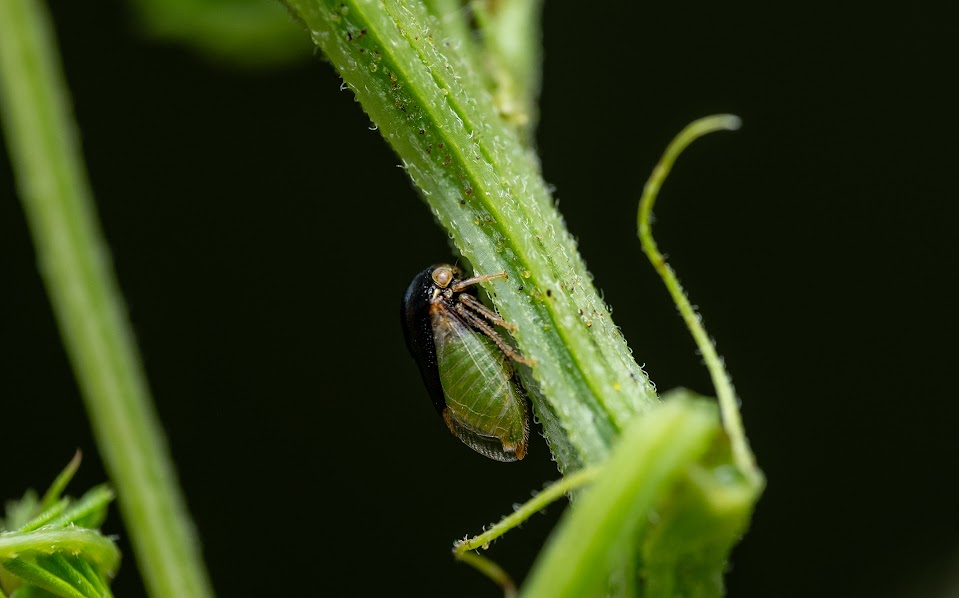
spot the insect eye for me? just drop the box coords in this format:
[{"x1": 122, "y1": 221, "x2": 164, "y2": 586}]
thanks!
[{"x1": 431, "y1": 265, "x2": 454, "y2": 288}]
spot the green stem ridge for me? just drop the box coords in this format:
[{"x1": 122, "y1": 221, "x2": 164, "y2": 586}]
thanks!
[
  {"x1": 284, "y1": 0, "x2": 657, "y2": 471},
  {"x1": 0, "y1": 1, "x2": 214, "y2": 597}
]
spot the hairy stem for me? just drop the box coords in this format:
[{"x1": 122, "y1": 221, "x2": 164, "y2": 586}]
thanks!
[
  {"x1": 283, "y1": 0, "x2": 657, "y2": 472},
  {"x1": 454, "y1": 465, "x2": 601, "y2": 554}
]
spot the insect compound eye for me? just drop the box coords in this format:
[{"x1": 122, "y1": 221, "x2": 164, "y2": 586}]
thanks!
[{"x1": 431, "y1": 265, "x2": 455, "y2": 288}]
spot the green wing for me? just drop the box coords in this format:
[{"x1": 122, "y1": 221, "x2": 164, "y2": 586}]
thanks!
[{"x1": 432, "y1": 310, "x2": 529, "y2": 461}]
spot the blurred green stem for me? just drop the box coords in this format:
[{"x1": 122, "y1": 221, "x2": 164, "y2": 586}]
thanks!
[{"x1": 0, "y1": 1, "x2": 214, "y2": 596}]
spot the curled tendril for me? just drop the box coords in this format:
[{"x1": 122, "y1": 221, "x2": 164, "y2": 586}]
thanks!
[{"x1": 636, "y1": 113, "x2": 760, "y2": 479}]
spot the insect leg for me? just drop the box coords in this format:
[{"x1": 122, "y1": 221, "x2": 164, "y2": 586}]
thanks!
[
  {"x1": 454, "y1": 302, "x2": 536, "y2": 366},
  {"x1": 458, "y1": 293, "x2": 518, "y2": 332}
]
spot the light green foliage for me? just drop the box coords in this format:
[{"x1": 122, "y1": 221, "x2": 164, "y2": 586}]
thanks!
[{"x1": 0, "y1": 457, "x2": 119, "y2": 598}]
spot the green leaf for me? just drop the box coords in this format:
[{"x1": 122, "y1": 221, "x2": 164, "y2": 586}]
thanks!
[
  {"x1": 39, "y1": 452, "x2": 81, "y2": 511},
  {"x1": 65, "y1": 557, "x2": 111, "y2": 598},
  {"x1": 638, "y1": 391, "x2": 762, "y2": 598},
  {"x1": 2, "y1": 559, "x2": 85, "y2": 598},
  {"x1": 0, "y1": 529, "x2": 120, "y2": 577},
  {"x1": 35, "y1": 555, "x2": 101, "y2": 598},
  {"x1": 9, "y1": 585, "x2": 56, "y2": 598},
  {"x1": 43, "y1": 485, "x2": 114, "y2": 531},
  {"x1": 16, "y1": 500, "x2": 69, "y2": 534}
]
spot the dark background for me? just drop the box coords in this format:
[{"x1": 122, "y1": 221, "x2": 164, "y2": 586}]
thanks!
[{"x1": 2, "y1": 1, "x2": 957, "y2": 597}]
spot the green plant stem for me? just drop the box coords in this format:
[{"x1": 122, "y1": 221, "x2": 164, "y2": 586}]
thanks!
[
  {"x1": 283, "y1": 0, "x2": 657, "y2": 472},
  {"x1": 456, "y1": 551, "x2": 517, "y2": 598},
  {"x1": 0, "y1": 1, "x2": 214, "y2": 597}
]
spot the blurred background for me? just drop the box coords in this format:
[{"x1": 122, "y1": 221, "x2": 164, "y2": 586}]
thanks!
[{"x1": 2, "y1": 1, "x2": 957, "y2": 596}]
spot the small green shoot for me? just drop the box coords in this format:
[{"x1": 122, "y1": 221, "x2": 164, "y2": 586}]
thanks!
[
  {"x1": 0, "y1": 455, "x2": 119, "y2": 598},
  {"x1": 39, "y1": 451, "x2": 83, "y2": 511}
]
